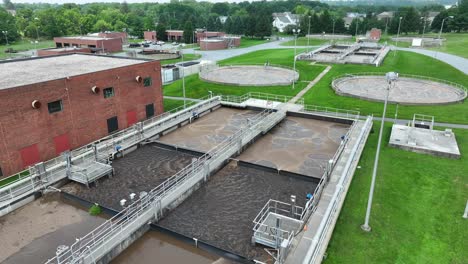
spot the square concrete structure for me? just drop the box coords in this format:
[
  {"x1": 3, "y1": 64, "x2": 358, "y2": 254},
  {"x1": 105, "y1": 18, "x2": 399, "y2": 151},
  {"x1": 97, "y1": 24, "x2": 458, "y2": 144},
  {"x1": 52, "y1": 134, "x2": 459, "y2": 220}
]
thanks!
[
  {"x1": 0, "y1": 54, "x2": 163, "y2": 177},
  {"x1": 389, "y1": 124, "x2": 461, "y2": 158}
]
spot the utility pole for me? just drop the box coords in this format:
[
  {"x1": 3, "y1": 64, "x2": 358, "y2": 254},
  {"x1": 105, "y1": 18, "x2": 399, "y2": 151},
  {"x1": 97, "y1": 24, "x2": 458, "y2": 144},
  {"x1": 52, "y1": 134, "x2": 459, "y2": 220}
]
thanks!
[
  {"x1": 307, "y1": 15, "x2": 311, "y2": 53},
  {"x1": 292, "y1": 28, "x2": 300, "y2": 90},
  {"x1": 394, "y1": 17, "x2": 403, "y2": 58}
]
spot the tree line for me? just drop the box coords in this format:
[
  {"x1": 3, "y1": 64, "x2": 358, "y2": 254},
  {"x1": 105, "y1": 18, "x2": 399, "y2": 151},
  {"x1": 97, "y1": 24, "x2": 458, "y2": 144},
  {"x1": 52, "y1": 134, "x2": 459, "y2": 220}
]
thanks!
[{"x1": 0, "y1": 0, "x2": 466, "y2": 46}]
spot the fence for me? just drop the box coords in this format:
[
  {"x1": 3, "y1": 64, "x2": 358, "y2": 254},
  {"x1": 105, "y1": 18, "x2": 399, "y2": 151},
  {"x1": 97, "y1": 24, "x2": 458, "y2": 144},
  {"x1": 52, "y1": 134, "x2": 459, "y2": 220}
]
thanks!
[
  {"x1": 298, "y1": 115, "x2": 360, "y2": 227},
  {"x1": 221, "y1": 92, "x2": 304, "y2": 106},
  {"x1": 45, "y1": 105, "x2": 285, "y2": 264},
  {"x1": 302, "y1": 104, "x2": 360, "y2": 120},
  {"x1": 302, "y1": 116, "x2": 373, "y2": 264}
]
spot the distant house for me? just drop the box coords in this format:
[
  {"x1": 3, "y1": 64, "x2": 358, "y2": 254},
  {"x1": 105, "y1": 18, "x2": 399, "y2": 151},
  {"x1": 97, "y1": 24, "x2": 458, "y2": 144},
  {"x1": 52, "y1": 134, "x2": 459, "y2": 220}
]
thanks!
[
  {"x1": 377, "y1": 12, "x2": 394, "y2": 21},
  {"x1": 344, "y1": 16, "x2": 364, "y2": 29},
  {"x1": 346, "y1": 12, "x2": 366, "y2": 19},
  {"x1": 272, "y1": 12, "x2": 300, "y2": 33},
  {"x1": 6, "y1": 9, "x2": 16, "y2": 16},
  {"x1": 426, "y1": 12, "x2": 440, "y2": 25},
  {"x1": 219, "y1": 16, "x2": 228, "y2": 24}
]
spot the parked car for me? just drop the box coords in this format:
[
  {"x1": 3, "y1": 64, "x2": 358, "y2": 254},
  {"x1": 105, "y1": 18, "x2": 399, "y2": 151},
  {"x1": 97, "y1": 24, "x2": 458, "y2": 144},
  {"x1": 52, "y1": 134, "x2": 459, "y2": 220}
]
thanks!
[
  {"x1": 156, "y1": 41, "x2": 165, "y2": 45},
  {"x1": 128, "y1": 43, "x2": 141, "y2": 48}
]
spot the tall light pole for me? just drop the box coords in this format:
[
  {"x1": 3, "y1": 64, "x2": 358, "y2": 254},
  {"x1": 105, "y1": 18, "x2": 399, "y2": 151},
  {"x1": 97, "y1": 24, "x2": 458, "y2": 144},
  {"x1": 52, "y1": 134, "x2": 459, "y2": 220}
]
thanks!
[
  {"x1": 355, "y1": 19, "x2": 359, "y2": 39},
  {"x1": 394, "y1": 17, "x2": 403, "y2": 58},
  {"x1": 292, "y1": 28, "x2": 300, "y2": 90},
  {"x1": 307, "y1": 15, "x2": 311, "y2": 53},
  {"x1": 332, "y1": 19, "x2": 336, "y2": 37},
  {"x1": 438, "y1": 16, "x2": 454, "y2": 46},
  {"x1": 180, "y1": 44, "x2": 186, "y2": 108},
  {"x1": 361, "y1": 72, "x2": 399, "y2": 232},
  {"x1": 421, "y1": 17, "x2": 426, "y2": 47}
]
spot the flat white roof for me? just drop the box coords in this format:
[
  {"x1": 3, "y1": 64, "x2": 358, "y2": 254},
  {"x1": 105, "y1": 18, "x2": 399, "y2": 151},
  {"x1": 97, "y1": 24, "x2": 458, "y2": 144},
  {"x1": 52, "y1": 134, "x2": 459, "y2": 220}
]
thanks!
[
  {"x1": 57, "y1": 36, "x2": 114, "y2": 41},
  {"x1": 0, "y1": 54, "x2": 148, "y2": 90}
]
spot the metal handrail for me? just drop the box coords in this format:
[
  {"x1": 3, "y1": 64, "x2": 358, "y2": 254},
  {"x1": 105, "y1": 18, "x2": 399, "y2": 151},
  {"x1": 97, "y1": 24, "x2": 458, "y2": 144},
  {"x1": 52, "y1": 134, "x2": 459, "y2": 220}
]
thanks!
[
  {"x1": 46, "y1": 107, "x2": 279, "y2": 264},
  {"x1": 0, "y1": 96, "x2": 221, "y2": 209},
  {"x1": 303, "y1": 116, "x2": 373, "y2": 264},
  {"x1": 302, "y1": 104, "x2": 360, "y2": 120}
]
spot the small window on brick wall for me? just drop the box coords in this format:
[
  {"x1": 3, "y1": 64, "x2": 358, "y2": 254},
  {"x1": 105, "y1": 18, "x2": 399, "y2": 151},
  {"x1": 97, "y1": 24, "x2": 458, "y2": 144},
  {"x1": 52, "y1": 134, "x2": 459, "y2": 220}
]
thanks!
[
  {"x1": 103, "y1": 87, "x2": 114, "y2": 98},
  {"x1": 144, "y1": 77, "x2": 152, "y2": 87},
  {"x1": 48, "y1": 100, "x2": 63, "y2": 114},
  {"x1": 0, "y1": 166, "x2": 3, "y2": 177}
]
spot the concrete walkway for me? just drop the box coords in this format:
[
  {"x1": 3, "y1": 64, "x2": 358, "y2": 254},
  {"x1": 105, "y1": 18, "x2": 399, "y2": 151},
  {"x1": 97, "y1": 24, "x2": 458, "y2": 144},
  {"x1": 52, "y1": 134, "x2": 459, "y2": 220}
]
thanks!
[
  {"x1": 396, "y1": 47, "x2": 468, "y2": 75},
  {"x1": 289, "y1": 66, "x2": 332, "y2": 104}
]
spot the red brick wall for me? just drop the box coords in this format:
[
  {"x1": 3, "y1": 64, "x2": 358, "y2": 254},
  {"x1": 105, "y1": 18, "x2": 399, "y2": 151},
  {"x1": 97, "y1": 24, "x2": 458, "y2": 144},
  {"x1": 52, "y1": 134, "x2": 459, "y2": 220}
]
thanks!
[
  {"x1": 53, "y1": 37, "x2": 123, "y2": 52},
  {"x1": 0, "y1": 59, "x2": 163, "y2": 177},
  {"x1": 37, "y1": 48, "x2": 91, "y2": 57},
  {"x1": 200, "y1": 40, "x2": 227, "y2": 50},
  {"x1": 144, "y1": 31, "x2": 157, "y2": 42}
]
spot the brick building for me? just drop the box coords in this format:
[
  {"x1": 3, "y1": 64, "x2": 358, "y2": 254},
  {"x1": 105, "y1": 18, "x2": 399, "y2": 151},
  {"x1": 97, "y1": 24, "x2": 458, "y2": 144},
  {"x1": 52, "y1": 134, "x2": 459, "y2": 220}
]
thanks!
[
  {"x1": 195, "y1": 30, "x2": 225, "y2": 44},
  {"x1": 37, "y1": 47, "x2": 91, "y2": 57},
  {"x1": 53, "y1": 36, "x2": 123, "y2": 53},
  {"x1": 199, "y1": 37, "x2": 241, "y2": 50},
  {"x1": 144, "y1": 31, "x2": 157, "y2": 42},
  {"x1": 0, "y1": 54, "x2": 163, "y2": 177},
  {"x1": 166, "y1": 30, "x2": 184, "y2": 42}
]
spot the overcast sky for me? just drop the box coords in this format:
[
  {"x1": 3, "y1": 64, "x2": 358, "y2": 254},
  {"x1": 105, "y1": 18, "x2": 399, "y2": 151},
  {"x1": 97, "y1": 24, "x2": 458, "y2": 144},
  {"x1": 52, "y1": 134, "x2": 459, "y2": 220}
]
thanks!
[{"x1": 10, "y1": 0, "x2": 254, "y2": 3}]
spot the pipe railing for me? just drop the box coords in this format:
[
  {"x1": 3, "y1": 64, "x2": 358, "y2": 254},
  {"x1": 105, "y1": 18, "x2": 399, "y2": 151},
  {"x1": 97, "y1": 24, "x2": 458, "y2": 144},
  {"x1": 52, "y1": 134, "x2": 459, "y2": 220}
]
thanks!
[
  {"x1": 0, "y1": 96, "x2": 221, "y2": 209},
  {"x1": 302, "y1": 116, "x2": 373, "y2": 264},
  {"x1": 46, "y1": 107, "x2": 277, "y2": 264},
  {"x1": 302, "y1": 104, "x2": 360, "y2": 120}
]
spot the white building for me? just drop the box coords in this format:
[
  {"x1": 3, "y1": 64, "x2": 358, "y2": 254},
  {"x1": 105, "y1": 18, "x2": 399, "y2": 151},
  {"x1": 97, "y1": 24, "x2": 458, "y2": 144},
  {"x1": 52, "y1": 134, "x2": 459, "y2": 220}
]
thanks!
[{"x1": 272, "y1": 12, "x2": 300, "y2": 33}]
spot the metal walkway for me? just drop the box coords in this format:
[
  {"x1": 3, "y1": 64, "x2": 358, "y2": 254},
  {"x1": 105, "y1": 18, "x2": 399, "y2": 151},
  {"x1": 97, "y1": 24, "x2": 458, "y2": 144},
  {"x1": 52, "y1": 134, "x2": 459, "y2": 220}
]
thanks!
[
  {"x1": 0, "y1": 96, "x2": 222, "y2": 217},
  {"x1": 45, "y1": 104, "x2": 288, "y2": 264}
]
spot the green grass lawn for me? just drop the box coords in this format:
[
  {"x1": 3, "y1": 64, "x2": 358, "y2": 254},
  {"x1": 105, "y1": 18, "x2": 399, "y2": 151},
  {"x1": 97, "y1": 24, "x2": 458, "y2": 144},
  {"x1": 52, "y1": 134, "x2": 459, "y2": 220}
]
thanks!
[
  {"x1": 325, "y1": 122, "x2": 468, "y2": 263},
  {"x1": 0, "y1": 170, "x2": 30, "y2": 187},
  {"x1": 280, "y1": 37, "x2": 329, "y2": 46},
  {"x1": 0, "y1": 39, "x2": 55, "y2": 59},
  {"x1": 379, "y1": 33, "x2": 468, "y2": 58},
  {"x1": 427, "y1": 33, "x2": 468, "y2": 59},
  {"x1": 302, "y1": 50, "x2": 468, "y2": 124},
  {"x1": 163, "y1": 48, "x2": 325, "y2": 98},
  {"x1": 238, "y1": 37, "x2": 269, "y2": 48},
  {"x1": 163, "y1": 98, "x2": 186, "y2": 112},
  {"x1": 161, "y1": 53, "x2": 201, "y2": 65}
]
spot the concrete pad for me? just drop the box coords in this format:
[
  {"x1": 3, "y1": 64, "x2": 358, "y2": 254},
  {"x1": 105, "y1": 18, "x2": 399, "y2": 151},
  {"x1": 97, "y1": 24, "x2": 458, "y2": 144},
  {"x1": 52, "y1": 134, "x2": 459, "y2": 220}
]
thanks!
[{"x1": 389, "y1": 124, "x2": 461, "y2": 158}]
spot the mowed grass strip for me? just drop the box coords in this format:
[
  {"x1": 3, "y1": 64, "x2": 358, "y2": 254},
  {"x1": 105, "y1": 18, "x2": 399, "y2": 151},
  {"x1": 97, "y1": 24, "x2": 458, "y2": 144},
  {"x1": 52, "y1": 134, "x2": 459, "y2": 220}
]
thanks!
[{"x1": 324, "y1": 122, "x2": 468, "y2": 264}]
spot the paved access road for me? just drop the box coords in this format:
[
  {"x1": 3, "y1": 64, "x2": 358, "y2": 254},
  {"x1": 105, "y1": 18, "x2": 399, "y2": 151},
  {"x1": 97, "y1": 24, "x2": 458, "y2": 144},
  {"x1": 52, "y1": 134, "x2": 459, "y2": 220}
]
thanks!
[{"x1": 397, "y1": 47, "x2": 468, "y2": 75}]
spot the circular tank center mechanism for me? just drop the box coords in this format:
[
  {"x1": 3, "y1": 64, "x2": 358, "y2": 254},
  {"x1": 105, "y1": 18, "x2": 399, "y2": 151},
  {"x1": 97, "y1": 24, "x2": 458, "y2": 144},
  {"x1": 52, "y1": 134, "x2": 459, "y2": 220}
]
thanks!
[
  {"x1": 200, "y1": 65, "x2": 299, "y2": 86},
  {"x1": 332, "y1": 75, "x2": 467, "y2": 105}
]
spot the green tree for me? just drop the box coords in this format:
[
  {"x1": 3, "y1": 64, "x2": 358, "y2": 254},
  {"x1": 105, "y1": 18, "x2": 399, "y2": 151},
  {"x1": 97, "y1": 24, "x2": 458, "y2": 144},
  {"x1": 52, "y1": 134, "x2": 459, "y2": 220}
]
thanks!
[
  {"x1": 211, "y1": 2, "x2": 229, "y2": 16},
  {"x1": 0, "y1": 8, "x2": 19, "y2": 44},
  {"x1": 3, "y1": 0, "x2": 14, "y2": 10},
  {"x1": 156, "y1": 23, "x2": 167, "y2": 41},
  {"x1": 245, "y1": 15, "x2": 256, "y2": 37},
  {"x1": 120, "y1": 1, "x2": 130, "y2": 14},
  {"x1": 255, "y1": 15, "x2": 271, "y2": 39},
  {"x1": 183, "y1": 20, "x2": 194, "y2": 43},
  {"x1": 94, "y1": 19, "x2": 112, "y2": 32}
]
